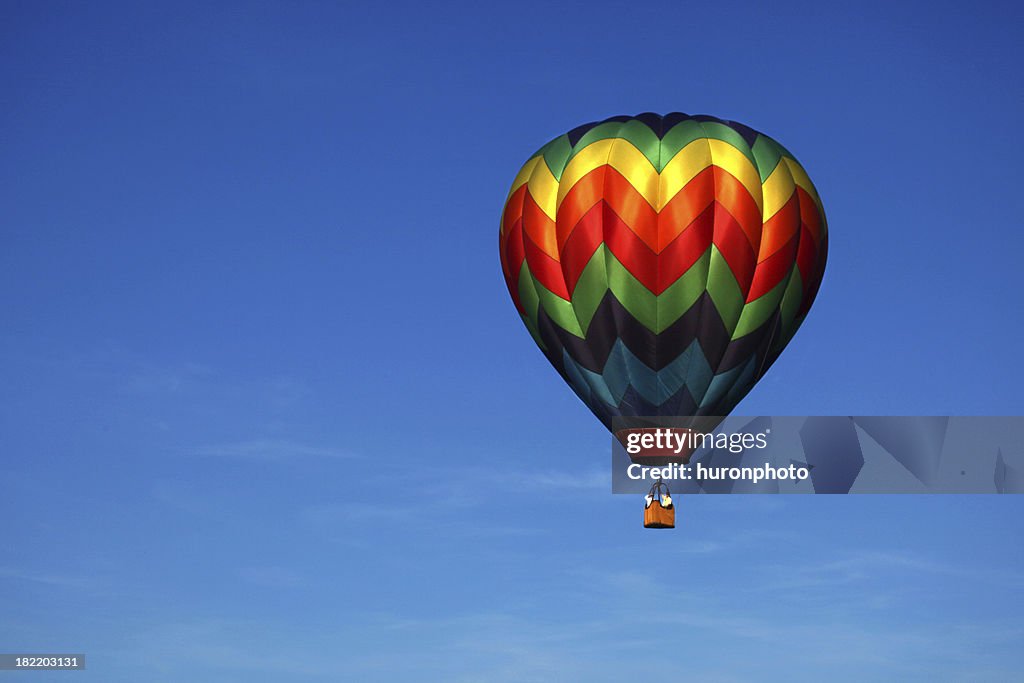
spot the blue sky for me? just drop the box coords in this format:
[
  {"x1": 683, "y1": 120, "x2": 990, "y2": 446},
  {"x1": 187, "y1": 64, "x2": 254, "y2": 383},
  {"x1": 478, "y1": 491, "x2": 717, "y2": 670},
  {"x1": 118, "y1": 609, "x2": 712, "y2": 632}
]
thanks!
[{"x1": 2, "y1": 1, "x2": 1023, "y2": 681}]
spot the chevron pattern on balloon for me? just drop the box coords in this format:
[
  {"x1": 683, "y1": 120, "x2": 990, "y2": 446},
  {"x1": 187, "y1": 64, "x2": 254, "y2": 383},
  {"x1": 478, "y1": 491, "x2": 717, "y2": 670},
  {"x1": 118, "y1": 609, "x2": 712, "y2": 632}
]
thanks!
[{"x1": 499, "y1": 113, "x2": 828, "y2": 427}]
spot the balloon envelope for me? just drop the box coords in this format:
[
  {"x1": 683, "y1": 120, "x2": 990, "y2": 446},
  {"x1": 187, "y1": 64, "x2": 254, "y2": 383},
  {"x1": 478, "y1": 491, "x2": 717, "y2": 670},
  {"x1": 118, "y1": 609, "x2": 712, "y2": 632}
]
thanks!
[{"x1": 499, "y1": 113, "x2": 828, "y2": 428}]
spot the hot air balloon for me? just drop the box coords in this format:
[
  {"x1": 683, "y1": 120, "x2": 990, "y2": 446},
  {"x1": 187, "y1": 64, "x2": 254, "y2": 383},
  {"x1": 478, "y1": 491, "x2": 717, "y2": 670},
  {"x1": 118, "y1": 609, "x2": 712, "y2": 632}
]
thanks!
[{"x1": 498, "y1": 113, "x2": 828, "y2": 485}]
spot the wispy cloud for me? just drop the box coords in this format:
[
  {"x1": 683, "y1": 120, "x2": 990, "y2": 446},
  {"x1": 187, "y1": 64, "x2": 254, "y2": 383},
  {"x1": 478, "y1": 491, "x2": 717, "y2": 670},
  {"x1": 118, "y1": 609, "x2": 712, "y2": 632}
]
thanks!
[
  {"x1": 297, "y1": 496, "x2": 544, "y2": 542},
  {"x1": 0, "y1": 566, "x2": 95, "y2": 590},
  {"x1": 78, "y1": 557, "x2": 1024, "y2": 683},
  {"x1": 498, "y1": 467, "x2": 608, "y2": 492},
  {"x1": 117, "y1": 360, "x2": 214, "y2": 394},
  {"x1": 762, "y1": 549, "x2": 1024, "y2": 593},
  {"x1": 405, "y1": 464, "x2": 609, "y2": 500},
  {"x1": 237, "y1": 566, "x2": 306, "y2": 588},
  {"x1": 193, "y1": 439, "x2": 356, "y2": 461}
]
